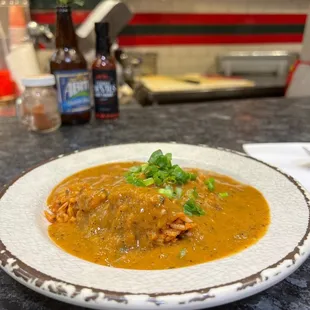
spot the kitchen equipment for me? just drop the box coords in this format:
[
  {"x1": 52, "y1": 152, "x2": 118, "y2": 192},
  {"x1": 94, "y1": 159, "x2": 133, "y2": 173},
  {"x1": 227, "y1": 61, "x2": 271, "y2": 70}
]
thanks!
[
  {"x1": 76, "y1": 0, "x2": 132, "y2": 63},
  {"x1": 116, "y1": 51, "x2": 157, "y2": 88},
  {"x1": 126, "y1": 52, "x2": 158, "y2": 77},
  {"x1": 5, "y1": 42, "x2": 41, "y2": 91},
  {"x1": 0, "y1": 22, "x2": 8, "y2": 69},
  {"x1": 139, "y1": 75, "x2": 254, "y2": 93},
  {"x1": 134, "y1": 74, "x2": 284, "y2": 106},
  {"x1": 0, "y1": 71, "x2": 16, "y2": 117},
  {"x1": 27, "y1": 21, "x2": 54, "y2": 48},
  {"x1": 0, "y1": 4, "x2": 9, "y2": 69},
  {"x1": 286, "y1": 7, "x2": 310, "y2": 98},
  {"x1": 218, "y1": 51, "x2": 298, "y2": 77},
  {"x1": 0, "y1": 70, "x2": 16, "y2": 105},
  {"x1": 8, "y1": 3, "x2": 30, "y2": 48}
]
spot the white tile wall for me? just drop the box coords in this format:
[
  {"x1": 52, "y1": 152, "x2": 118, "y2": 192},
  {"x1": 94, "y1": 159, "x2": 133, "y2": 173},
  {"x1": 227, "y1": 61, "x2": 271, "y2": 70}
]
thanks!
[
  {"x1": 125, "y1": 44, "x2": 302, "y2": 75},
  {"x1": 122, "y1": 0, "x2": 307, "y2": 75}
]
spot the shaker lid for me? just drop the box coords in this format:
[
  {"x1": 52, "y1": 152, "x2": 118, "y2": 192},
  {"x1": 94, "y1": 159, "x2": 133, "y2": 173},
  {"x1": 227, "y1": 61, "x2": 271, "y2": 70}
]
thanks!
[{"x1": 21, "y1": 74, "x2": 56, "y2": 87}]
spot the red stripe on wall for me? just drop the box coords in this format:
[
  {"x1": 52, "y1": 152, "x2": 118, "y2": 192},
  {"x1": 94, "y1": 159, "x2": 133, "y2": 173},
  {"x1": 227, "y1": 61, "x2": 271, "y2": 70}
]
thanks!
[
  {"x1": 118, "y1": 34, "x2": 303, "y2": 46},
  {"x1": 31, "y1": 11, "x2": 307, "y2": 26},
  {"x1": 31, "y1": 11, "x2": 305, "y2": 46},
  {"x1": 130, "y1": 13, "x2": 307, "y2": 25},
  {"x1": 31, "y1": 11, "x2": 90, "y2": 24}
]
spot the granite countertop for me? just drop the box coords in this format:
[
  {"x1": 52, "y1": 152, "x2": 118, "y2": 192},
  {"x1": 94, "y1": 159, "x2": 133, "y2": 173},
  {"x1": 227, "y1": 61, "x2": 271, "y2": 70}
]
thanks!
[{"x1": 1, "y1": 97, "x2": 310, "y2": 310}]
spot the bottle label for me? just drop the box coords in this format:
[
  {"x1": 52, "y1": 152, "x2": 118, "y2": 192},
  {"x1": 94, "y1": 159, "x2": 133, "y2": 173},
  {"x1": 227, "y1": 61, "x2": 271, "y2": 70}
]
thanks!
[
  {"x1": 54, "y1": 70, "x2": 91, "y2": 114},
  {"x1": 93, "y1": 69, "x2": 119, "y2": 118}
]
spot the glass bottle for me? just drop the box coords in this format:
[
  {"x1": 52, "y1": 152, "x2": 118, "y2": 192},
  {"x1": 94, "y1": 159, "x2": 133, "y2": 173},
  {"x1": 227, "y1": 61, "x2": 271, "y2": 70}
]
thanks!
[
  {"x1": 50, "y1": 5, "x2": 91, "y2": 125},
  {"x1": 17, "y1": 74, "x2": 61, "y2": 133},
  {"x1": 92, "y1": 22, "x2": 119, "y2": 119}
]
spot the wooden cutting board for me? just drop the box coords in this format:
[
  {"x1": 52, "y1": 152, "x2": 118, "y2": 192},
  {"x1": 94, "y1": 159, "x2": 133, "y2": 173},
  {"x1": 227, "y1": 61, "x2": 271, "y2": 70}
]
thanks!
[{"x1": 140, "y1": 74, "x2": 255, "y2": 92}]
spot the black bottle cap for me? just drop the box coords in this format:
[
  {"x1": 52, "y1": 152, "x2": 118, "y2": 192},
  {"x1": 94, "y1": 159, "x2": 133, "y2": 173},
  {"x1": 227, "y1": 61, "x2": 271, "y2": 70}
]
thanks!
[{"x1": 95, "y1": 22, "x2": 109, "y2": 37}]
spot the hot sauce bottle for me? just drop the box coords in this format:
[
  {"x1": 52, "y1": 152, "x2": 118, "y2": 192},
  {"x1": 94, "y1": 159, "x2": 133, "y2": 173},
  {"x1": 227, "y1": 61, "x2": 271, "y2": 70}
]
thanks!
[{"x1": 92, "y1": 23, "x2": 119, "y2": 119}]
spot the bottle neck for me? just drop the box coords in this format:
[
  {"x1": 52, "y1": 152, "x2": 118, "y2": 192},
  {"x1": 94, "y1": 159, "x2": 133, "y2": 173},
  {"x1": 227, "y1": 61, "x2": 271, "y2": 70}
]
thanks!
[
  {"x1": 55, "y1": 6, "x2": 78, "y2": 49},
  {"x1": 96, "y1": 38, "x2": 111, "y2": 57}
]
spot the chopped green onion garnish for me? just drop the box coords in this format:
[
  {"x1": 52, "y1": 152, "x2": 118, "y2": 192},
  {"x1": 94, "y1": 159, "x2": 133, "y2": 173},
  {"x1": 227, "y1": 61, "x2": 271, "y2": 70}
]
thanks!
[
  {"x1": 219, "y1": 192, "x2": 229, "y2": 198},
  {"x1": 205, "y1": 177, "x2": 215, "y2": 192},
  {"x1": 125, "y1": 174, "x2": 146, "y2": 187},
  {"x1": 143, "y1": 178, "x2": 155, "y2": 186},
  {"x1": 148, "y1": 150, "x2": 164, "y2": 165},
  {"x1": 148, "y1": 150, "x2": 172, "y2": 169},
  {"x1": 125, "y1": 150, "x2": 197, "y2": 187},
  {"x1": 192, "y1": 187, "x2": 198, "y2": 199},
  {"x1": 141, "y1": 163, "x2": 149, "y2": 172},
  {"x1": 175, "y1": 187, "x2": 183, "y2": 199},
  {"x1": 187, "y1": 187, "x2": 198, "y2": 199},
  {"x1": 183, "y1": 199, "x2": 205, "y2": 216},
  {"x1": 189, "y1": 173, "x2": 197, "y2": 181},
  {"x1": 129, "y1": 166, "x2": 142, "y2": 173},
  {"x1": 166, "y1": 153, "x2": 172, "y2": 162},
  {"x1": 170, "y1": 165, "x2": 191, "y2": 185},
  {"x1": 179, "y1": 248, "x2": 187, "y2": 258},
  {"x1": 159, "y1": 187, "x2": 174, "y2": 199}
]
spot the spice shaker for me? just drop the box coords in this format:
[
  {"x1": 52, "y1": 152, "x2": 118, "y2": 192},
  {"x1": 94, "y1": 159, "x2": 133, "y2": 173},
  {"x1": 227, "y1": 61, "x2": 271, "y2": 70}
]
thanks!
[{"x1": 17, "y1": 75, "x2": 61, "y2": 132}]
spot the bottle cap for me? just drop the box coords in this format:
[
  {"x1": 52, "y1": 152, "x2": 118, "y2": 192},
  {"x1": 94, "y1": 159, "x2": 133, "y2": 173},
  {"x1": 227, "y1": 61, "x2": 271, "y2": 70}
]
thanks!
[
  {"x1": 95, "y1": 22, "x2": 109, "y2": 37},
  {"x1": 21, "y1": 74, "x2": 56, "y2": 87}
]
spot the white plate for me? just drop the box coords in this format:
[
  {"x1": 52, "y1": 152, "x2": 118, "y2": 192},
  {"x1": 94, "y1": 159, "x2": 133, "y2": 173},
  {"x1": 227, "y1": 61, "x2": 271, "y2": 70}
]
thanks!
[{"x1": 0, "y1": 143, "x2": 310, "y2": 310}]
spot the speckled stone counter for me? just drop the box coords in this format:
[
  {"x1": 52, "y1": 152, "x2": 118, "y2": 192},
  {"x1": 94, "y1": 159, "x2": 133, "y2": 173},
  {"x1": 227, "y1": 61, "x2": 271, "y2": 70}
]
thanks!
[{"x1": 1, "y1": 97, "x2": 310, "y2": 310}]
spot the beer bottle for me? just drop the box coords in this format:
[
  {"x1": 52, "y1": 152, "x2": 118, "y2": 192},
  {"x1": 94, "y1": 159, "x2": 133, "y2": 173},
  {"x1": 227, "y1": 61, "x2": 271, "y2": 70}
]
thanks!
[{"x1": 50, "y1": 5, "x2": 91, "y2": 125}]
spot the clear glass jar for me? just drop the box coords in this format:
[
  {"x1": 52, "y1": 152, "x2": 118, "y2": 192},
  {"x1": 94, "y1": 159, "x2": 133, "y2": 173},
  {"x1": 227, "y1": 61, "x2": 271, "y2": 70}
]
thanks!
[{"x1": 17, "y1": 75, "x2": 61, "y2": 133}]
